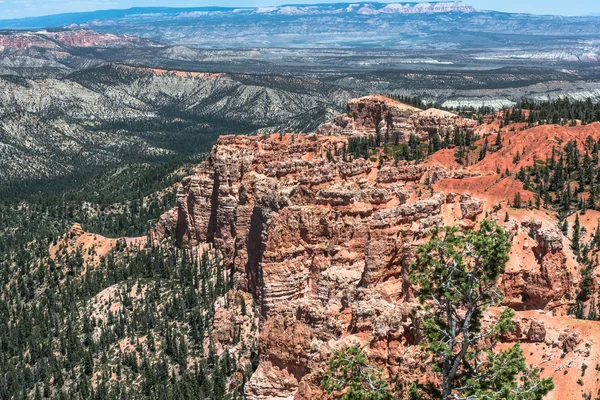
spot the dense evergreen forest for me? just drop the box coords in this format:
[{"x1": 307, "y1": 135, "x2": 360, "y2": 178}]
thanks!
[
  {"x1": 390, "y1": 94, "x2": 600, "y2": 127},
  {"x1": 0, "y1": 156, "x2": 259, "y2": 398},
  {"x1": 345, "y1": 127, "x2": 480, "y2": 166},
  {"x1": 0, "y1": 124, "x2": 262, "y2": 398},
  {"x1": 503, "y1": 98, "x2": 600, "y2": 126},
  {"x1": 0, "y1": 218, "x2": 256, "y2": 398},
  {"x1": 0, "y1": 161, "x2": 188, "y2": 238}
]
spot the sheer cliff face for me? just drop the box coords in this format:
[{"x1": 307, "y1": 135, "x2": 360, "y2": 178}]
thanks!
[
  {"x1": 174, "y1": 133, "x2": 437, "y2": 398},
  {"x1": 170, "y1": 125, "x2": 577, "y2": 398}
]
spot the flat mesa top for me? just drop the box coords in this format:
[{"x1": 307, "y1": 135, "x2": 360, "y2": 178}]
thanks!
[
  {"x1": 350, "y1": 94, "x2": 422, "y2": 111},
  {"x1": 419, "y1": 108, "x2": 459, "y2": 118}
]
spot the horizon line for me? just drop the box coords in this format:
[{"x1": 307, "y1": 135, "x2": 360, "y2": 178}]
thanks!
[{"x1": 0, "y1": 1, "x2": 597, "y2": 23}]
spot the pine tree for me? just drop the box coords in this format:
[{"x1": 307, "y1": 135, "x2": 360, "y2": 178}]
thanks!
[
  {"x1": 34, "y1": 385, "x2": 42, "y2": 400},
  {"x1": 562, "y1": 219, "x2": 569, "y2": 235},
  {"x1": 588, "y1": 299, "x2": 598, "y2": 321},
  {"x1": 573, "y1": 214, "x2": 581, "y2": 256},
  {"x1": 570, "y1": 299, "x2": 585, "y2": 320},
  {"x1": 84, "y1": 350, "x2": 94, "y2": 376},
  {"x1": 589, "y1": 185, "x2": 597, "y2": 210},
  {"x1": 513, "y1": 192, "x2": 522, "y2": 209},
  {"x1": 495, "y1": 131, "x2": 502, "y2": 148},
  {"x1": 479, "y1": 136, "x2": 488, "y2": 161},
  {"x1": 408, "y1": 221, "x2": 554, "y2": 400},
  {"x1": 240, "y1": 295, "x2": 247, "y2": 316},
  {"x1": 513, "y1": 151, "x2": 521, "y2": 164},
  {"x1": 322, "y1": 346, "x2": 391, "y2": 400},
  {"x1": 326, "y1": 149, "x2": 334, "y2": 163}
]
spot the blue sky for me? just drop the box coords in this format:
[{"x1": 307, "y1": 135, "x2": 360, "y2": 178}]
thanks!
[{"x1": 1, "y1": 0, "x2": 599, "y2": 19}]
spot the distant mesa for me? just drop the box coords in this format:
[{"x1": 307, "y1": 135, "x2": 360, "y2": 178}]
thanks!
[
  {"x1": 0, "y1": 29, "x2": 159, "y2": 50},
  {"x1": 0, "y1": 1, "x2": 477, "y2": 31},
  {"x1": 179, "y1": 2, "x2": 477, "y2": 16}
]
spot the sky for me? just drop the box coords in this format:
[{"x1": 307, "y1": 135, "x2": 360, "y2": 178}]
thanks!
[{"x1": 1, "y1": 0, "x2": 600, "y2": 20}]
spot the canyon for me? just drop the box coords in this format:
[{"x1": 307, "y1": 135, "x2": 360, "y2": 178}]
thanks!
[
  {"x1": 140, "y1": 95, "x2": 600, "y2": 398},
  {"x1": 3, "y1": 91, "x2": 600, "y2": 398},
  {"x1": 2, "y1": 3, "x2": 600, "y2": 399},
  {"x1": 0, "y1": 62, "x2": 354, "y2": 187}
]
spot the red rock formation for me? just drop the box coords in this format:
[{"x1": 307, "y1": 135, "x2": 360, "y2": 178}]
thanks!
[
  {"x1": 316, "y1": 94, "x2": 477, "y2": 143},
  {"x1": 166, "y1": 122, "x2": 582, "y2": 398},
  {"x1": 500, "y1": 219, "x2": 572, "y2": 311},
  {"x1": 0, "y1": 29, "x2": 156, "y2": 51},
  {"x1": 163, "y1": 97, "x2": 600, "y2": 398}
]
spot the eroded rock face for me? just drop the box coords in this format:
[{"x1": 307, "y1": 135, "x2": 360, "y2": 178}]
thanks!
[
  {"x1": 528, "y1": 320, "x2": 547, "y2": 342},
  {"x1": 561, "y1": 331, "x2": 582, "y2": 353},
  {"x1": 533, "y1": 224, "x2": 564, "y2": 255},
  {"x1": 155, "y1": 207, "x2": 178, "y2": 239},
  {"x1": 459, "y1": 193, "x2": 483, "y2": 220},
  {"x1": 173, "y1": 133, "x2": 448, "y2": 396},
  {"x1": 501, "y1": 220, "x2": 571, "y2": 311},
  {"x1": 170, "y1": 131, "x2": 576, "y2": 399},
  {"x1": 316, "y1": 94, "x2": 477, "y2": 143},
  {"x1": 69, "y1": 223, "x2": 85, "y2": 239}
]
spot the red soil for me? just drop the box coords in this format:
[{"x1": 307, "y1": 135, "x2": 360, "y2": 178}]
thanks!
[
  {"x1": 434, "y1": 175, "x2": 533, "y2": 206},
  {"x1": 474, "y1": 123, "x2": 600, "y2": 174}
]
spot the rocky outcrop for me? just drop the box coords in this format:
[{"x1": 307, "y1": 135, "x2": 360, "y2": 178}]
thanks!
[
  {"x1": 155, "y1": 207, "x2": 178, "y2": 239},
  {"x1": 169, "y1": 127, "x2": 577, "y2": 399},
  {"x1": 501, "y1": 220, "x2": 571, "y2": 311},
  {"x1": 316, "y1": 95, "x2": 477, "y2": 144},
  {"x1": 560, "y1": 331, "x2": 582, "y2": 353},
  {"x1": 533, "y1": 224, "x2": 564, "y2": 255},
  {"x1": 377, "y1": 163, "x2": 429, "y2": 183},
  {"x1": 528, "y1": 320, "x2": 547, "y2": 342},
  {"x1": 69, "y1": 223, "x2": 85, "y2": 239},
  {"x1": 459, "y1": 193, "x2": 483, "y2": 220},
  {"x1": 171, "y1": 132, "x2": 452, "y2": 397},
  {"x1": 316, "y1": 95, "x2": 419, "y2": 141}
]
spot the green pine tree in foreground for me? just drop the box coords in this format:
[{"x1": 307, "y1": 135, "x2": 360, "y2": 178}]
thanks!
[
  {"x1": 322, "y1": 221, "x2": 554, "y2": 400},
  {"x1": 408, "y1": 220, "x2": 554, "y2": 400},
  {"x1": 321, "y1": 346, "x2": 392, "y2": 400}
]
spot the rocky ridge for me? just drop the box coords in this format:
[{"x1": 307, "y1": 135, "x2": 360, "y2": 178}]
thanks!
[
  {"x1": 317, "y1": 94, "x2": 477, "y2": 141},
  {"x1": 0, "y1": 64, "x2": 354, "y2": 185},
  {"x1": 45, "y1": 94, "x2": 600, "y2": 398},
  {"x1": 155, "y1": 95, "x2": 595, "y2": 399},
  {"x1": 0, "y1": 29, "x2": 157, "y2": 50}
]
